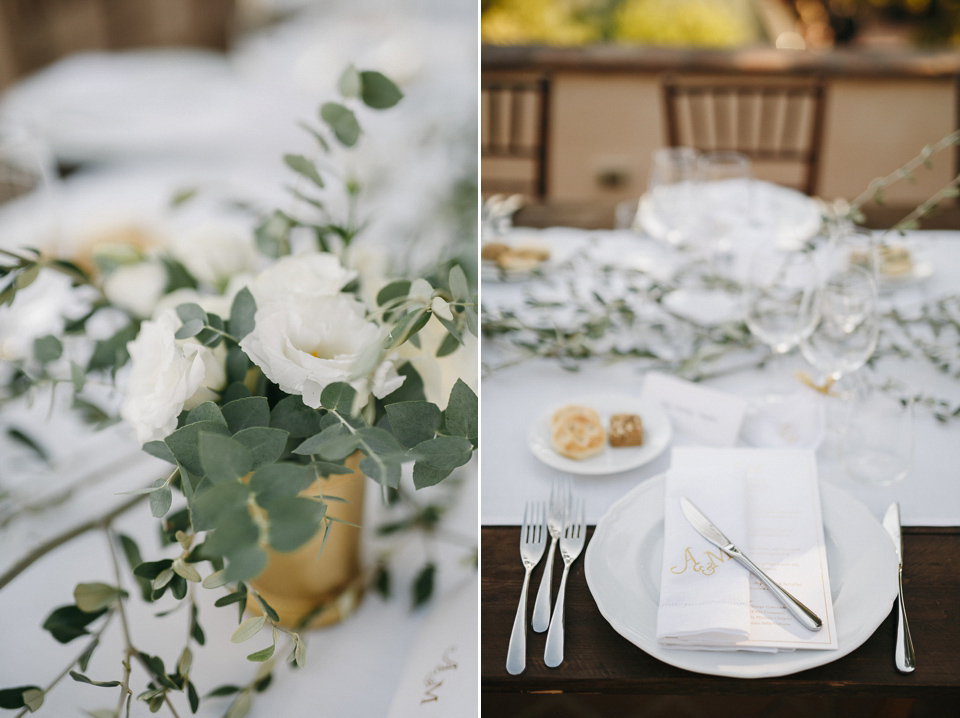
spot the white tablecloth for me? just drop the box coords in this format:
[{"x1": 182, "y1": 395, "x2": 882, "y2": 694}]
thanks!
[{"x1": 481, "y1": 227, "x2": 960, "y2": 527}]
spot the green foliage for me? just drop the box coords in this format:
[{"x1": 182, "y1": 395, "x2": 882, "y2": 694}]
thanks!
[
  {"x1": 320, "y1": 103, "x2": 361, "y2": 147},
  {"x1": 42, "y1": 605, "x2": 107, "y2": 644},
  {"x1": 229, "y1": 287, "x2": 257, "y2": 341},
  {"x1": 412, "y1": 562, "x2": 436, "y2": 608},
  {"x1": 359, "y1": 70, "x2": 403, "y2": 109},
  {"x1": 0, "y1": 686, "x2": 43, "y2": 710}
]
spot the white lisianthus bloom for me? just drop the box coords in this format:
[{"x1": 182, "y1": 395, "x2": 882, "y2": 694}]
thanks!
[
  {"x1": 170, "y1": 222, "x2": 258, "y2": 288},
  {"x1": 0, "y1": 270, "x2": 75, "y2": 361},
  {"x1": 102, "y1": 261, "x2": 169, "y2": 319},
  {"x1": 250, "y1": 251, "x2": 357, "y2": 306},
  {"x1": 239, "y1": 294, "x2": 403, "y2": 408},
  {"x1": 120, "y1": 310, "x2": 227, "y2": 444}
]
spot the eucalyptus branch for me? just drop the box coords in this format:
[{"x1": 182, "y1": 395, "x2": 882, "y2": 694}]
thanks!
[
  {"x1": 0, "y1": 491, "x2": 151, "y2": 591},
  {"x1": 850, "y1": 129, "x2": 960, "y2": 212},
  {"x1": 885, "y1": 171, "x2": 960, "y2": 236},
  {"x1": 12, "y1": 609, "x2": 117, "y2": 718}
]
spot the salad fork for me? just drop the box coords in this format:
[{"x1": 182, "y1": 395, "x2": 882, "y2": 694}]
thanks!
[
  {"x1": 532, "y1": 475, "x2": 571, "y2": 632},
  {"x1": 506, "y1": 501, "x2": 546, "y2": 675},
  {"x1": 544, "y1": 499, "x2": 586, "y2": 668}
]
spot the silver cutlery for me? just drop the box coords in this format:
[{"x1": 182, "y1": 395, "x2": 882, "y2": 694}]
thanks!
[
  {"x1": 882, "y1": 502, "x2": 916, "y2": 673},
  {"x1": 680, "y1": 496, "x2": 823, "y2": 632},
  {"x1": 544, "y1": 499, "x2": 586, "y2": 668},
  {"x1": 506, "y1": 501, "x2": 546, "y2": 675},
  {"x1": 533, "y1": 475, "x2": 571, "y2": 633}
]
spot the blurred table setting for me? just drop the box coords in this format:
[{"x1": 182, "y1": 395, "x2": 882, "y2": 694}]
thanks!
[
  {"x1": 0, "y1": 1, "x2": 478, "y2": 716},
  {"x1": 480, "y1": 148, "x2": 960, "y2": 711}
]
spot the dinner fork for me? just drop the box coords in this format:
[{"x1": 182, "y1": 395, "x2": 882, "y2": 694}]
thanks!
[
  {"x1": 544, "y1": 499, "x2": 586, "y2": 668},
  {"x1": 532, "y1": 475, "x2": 571, "y2": 632},
  {"x1": 506, "y1": 501, "x2": 546, "y2": 675}
]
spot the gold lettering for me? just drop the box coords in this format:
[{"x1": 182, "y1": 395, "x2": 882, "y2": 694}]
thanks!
[{"x1": 670, "y1": 546, "x2": 701, "y2": 574}]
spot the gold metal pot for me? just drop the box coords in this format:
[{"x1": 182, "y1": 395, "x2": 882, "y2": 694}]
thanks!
[{"x1": 248, "y1": 451, "x2": 365, "y2": 629}]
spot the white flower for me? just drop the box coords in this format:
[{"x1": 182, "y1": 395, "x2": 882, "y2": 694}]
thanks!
[
  {"x1": 170, "y1": 222, "x2": 258, "y2": 288},
  {"x1": 102, "y1": 261, "x2": 169, "y2": 319},
  {"x1": 239, "y1": 294, "x2": 403, "y2": 408},
  {"x1": 120, "y1": 310, "x2": 227, "y2": 444},
  {"x1": 250, "y1": 251, "x2": 356, "y2": 306},
  {"x1": 0, "y1": 270, "x2": 77, "y2": 361}
]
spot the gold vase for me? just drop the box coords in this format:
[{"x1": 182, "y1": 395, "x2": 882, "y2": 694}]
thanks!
[{"x1": 248, "y1": 452, "x2": 366, "y2": 629}]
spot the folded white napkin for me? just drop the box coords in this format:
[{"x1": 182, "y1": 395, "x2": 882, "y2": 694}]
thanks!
[
  {"x1": 656, "y1": 447, "x2": 838, "y2": 652},
  {"x1": 656, "y1": 447, "x2": 752, "y2": 649}
]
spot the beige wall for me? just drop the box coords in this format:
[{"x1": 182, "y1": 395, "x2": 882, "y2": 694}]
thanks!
[{"x1": 486, "y1": 71, "x2": 957, "y2": 207}]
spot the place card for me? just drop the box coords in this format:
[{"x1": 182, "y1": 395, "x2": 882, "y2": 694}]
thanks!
[{"x1": 642, "y1": 372, "x2": 747, "y2": 447}]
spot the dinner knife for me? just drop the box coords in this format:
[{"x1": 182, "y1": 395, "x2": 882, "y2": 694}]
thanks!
[
  {"x1": 882, "y1": 502, "x2": 916, "y2": 673},
  {"x1": 680, "y1": 496, "x2": 823, "y2": 632}
]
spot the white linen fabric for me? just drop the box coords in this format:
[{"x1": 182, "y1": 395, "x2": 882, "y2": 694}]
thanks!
[{"x1": 656, "y1": 448, "x2": 751, "y2": 649}]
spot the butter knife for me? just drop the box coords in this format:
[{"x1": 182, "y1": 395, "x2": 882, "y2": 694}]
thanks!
[
  {"x1": 882, "y1": 502, "x2": 916, "y2": 673},
  {"x1": 680, "y1": 497, "x2": 823, "y2": 632}
]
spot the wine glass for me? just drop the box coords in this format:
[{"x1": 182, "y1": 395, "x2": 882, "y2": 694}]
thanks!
[
  {"x1": 695, "y1": 151, "x2": 752, "y2": 253},
  {"x1": 841, "y1": 393, "x2": 914, "y2": 487},
  {"x1": 0, "y1": 120, "x2": 59, "y2": 252},
  {"x1": 646, "y1": 147, "x2": 698, "y2": 246},
  {"x1": 799, "y1": 265, "x2": 880, "y2": 392},
  {"x1": 743, "y1": 247, "x2": 818, "y2": 359}
]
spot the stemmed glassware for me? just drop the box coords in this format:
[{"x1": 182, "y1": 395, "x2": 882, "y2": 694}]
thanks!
[
  {"x1": 646, "y1": 147, "x2": 698, "y2": 246},
  {"x1": 799, "y1": 264, "x2": 880, "y2": 395},
  {"x1": 695, "y1": 151, "x2": 752, "y2": 254},
  {"x1": 742, "y1": 247, "x2": 819, "y2": 395}
]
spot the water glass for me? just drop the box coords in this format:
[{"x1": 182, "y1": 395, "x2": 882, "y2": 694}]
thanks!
[
  {"x1": 646, "y1": 147, "x2": 698, "y2": 245},
  {"x1": 696, "y1": 151, "x2": 753, "y2": 250},
  {"x1": 841, "y1": 393, "x2": 914, "y2": 487},
  {"x1": 800, "y1": 265, "x2": 880, "y2": 383},
  {"x1": 742, "y1": 248, "x2": 818, "y2": 355}
]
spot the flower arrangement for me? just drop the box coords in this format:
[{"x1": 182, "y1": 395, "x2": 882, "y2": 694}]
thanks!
[{"x1": 0, "y1": 66, "x2": 477, "y2": 715}]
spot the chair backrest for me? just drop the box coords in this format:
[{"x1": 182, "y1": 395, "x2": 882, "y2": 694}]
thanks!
[
  {"x1": 661, "y1": 75, "x2": 827, "y2": 196},
  {"x1": 481, "y1": 75, "x2": 550, "y2": 199}
]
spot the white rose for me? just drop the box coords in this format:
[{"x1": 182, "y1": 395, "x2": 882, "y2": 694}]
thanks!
[
  {"x1": 102, "y1": 261, "x2": 168, "y2": 319},
  {"x1": 239, "y1": 294, "x2": 403, "y2": 408},
  {"x1": 250, "y1": 251, "x2": 357, "y2": 307},
  {"x1": 120, "y1": 310, "x2": 227, "y2": 444},
  {"x1": 170, "y1": 222, "x2": 258, "y2": 288},
  {"x1": 0, "y1": 270, "x2": 77, "y2": 361}
]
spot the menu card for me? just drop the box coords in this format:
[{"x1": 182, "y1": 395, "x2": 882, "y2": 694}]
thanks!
[{"x1": 657, "y1": 447, "x2": 838, "y2": 651}]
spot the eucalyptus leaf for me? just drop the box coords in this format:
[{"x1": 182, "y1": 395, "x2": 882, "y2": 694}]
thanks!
[
  {"x1": 0, "y1": 686, "x2": 42, "y2": 710},
  {"x1": 449, "y1": 264, "x2": 469, "y2": 301},
  {"x1": 232, "y1": 426, "x2": 288, "y2": 469},
  {"x1": 77, "y1": 638, "x2": 99, "y2": 672},
  {"x1": 436, "y1": 332, "x2": 460, "y2": 358},
  {"x1": 443, "y1": 379, "x2": 478, "y2": 447},
  {"x1": 42, "y1": 605, "x2": 107, "y2": 644},
  {"x1": 225, "y1": 691, "x2": 252, "y2": 718},
  {"x1": 359, "y1": 70, "x2": 403, "y2": 109},
  {"x1": 376, "y1": 279, "x2": 411, "y2": 307},
  {"x1": 270, "y1": 395, "x2": 322, "y2": 438},
  {"x1": 319, "y1": 382, "x2": 358, "y2": 414},
  {"x1": 222, "y1": 396, "x2": 271, "y2": 433},
  {"x1": 359, "y1": 455, "x2": 401, "y2": 489},
  {"x1": 250, "y1": 463, "x2": 315, "y2": 507},
  {"x1": 247, "y1": 643, "x2": 276, "y2": 663},
  {"x1": 202, "y1": 570, "x2": 228, "y2": 589},
  {"x1": 142, "y1": 440, "x2": 176, "y2": 464},
  {"x1": 253, "y1": 593, "x2": 280, "y2": 623},
  {"x1": 412, "y1": 562, "x2": 436, "y2": 608},
  {"x1": 231, "y1": 615, "x2": 266, "y2": 643},
  {"x1": 185, "y1": 402, "x2": 227, "y2": 427},
  {"x1": 164, "y1": 420, "x2": 231, "y2": 476},
  {"x1": 383, "y1": 401, "x2": 441, "y2": 448},
  {"x1": 70, "y1": 361, "x2": 86, "y2": 393},
  {"x1": 267, "y1": 497, "x2": 326, "y2": 552},
  {"x1": 320, "y1": 102, "x2": 361, "y2": 147},
  {"x1": 149, "y1": 478, "x2": 173, "y2": 518},
  {"x1": 338, "y1": 64, "x2": 362, "y2": 98},
  {"x1": 189, "y1": 481, "x2": 250, "y2": 532},
  {"x1": 223, "y1": 545, "x2": 268, "y2": 583},
  {"x1": 204, "y1": 508, "x2": 259, "y2": 557},
  {"x1": 380, "y1": 362, "x2": 426, "y2": 403},
  {"x1": 176, "y1": 303, "x2": 208, "y2": 325},
  {"x1": 199, "y1": 433, "x2": 253, "y2": 484},
  {"x1": 293, "y1": 424, "x2": 359, "y2": 460},
  {"x1": 74, "y1": 583, "x2": 125, "y2": 613},
  {"x1": 68, "y1": 671, "x2": 121, "y2": 688},
  {"x1": 175, "y1": 318, "x2": 205, "y2": 340},
  {"x1": 187, "y1": 681, "x2": 200, "y2": 713},
  {"x1": 284, "y1": 154, "x2": 324, "y2": 188},
  {"x1": 33, "y1": 335, "x2": 62, "y2": 363},
  {"x1": 227, "y1": 287, "x2": 257, "y2": 343}
]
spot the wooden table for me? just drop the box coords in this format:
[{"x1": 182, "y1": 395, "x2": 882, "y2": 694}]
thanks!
[{"x1": 481, "y1": 526, "x2": 960, "y2": 717}]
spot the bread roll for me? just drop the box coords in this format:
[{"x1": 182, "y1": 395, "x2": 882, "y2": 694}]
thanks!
[{"x1": 550, "y1": 405, "x2": 606, "y2": 460}]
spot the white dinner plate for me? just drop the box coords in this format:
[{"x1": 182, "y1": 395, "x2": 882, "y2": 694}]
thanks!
[
  {"x1": 635, "y1": 179, "x2": 823, "y2": 250},
  {"x1": 528, "y1": 395, "x2": 672, "y2": 476},
  {"x1": 585, "y1": 474, "x2": 898, "y2": 678}
]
